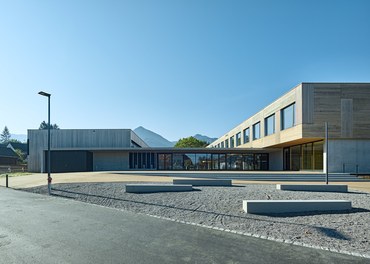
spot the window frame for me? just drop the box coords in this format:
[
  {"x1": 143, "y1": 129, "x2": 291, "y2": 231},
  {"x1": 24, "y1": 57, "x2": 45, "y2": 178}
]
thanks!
[
  {"x1": 253, "y1": 122, "x2": 261, "y2": 140},
  {"x1": 264, "y1": 114, "x2": 275, "y2": 136},
  {"x1": 281, "y1": 103, "x2": 295, "y2": 130}
]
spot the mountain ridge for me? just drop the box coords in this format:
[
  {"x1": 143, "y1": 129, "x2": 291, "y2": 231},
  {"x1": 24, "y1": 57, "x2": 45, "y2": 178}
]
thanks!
[{"x1": 134, "y1": 126, "x2": 217, "y2": 147}]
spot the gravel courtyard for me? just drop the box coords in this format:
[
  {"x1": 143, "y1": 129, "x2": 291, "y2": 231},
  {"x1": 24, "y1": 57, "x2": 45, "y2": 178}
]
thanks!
[{"x1": 24, "y1": 182, "x2": 370, "y2": 257}]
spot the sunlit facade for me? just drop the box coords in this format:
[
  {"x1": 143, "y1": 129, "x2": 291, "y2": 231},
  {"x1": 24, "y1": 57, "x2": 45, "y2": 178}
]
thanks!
[
  {"x1": 209, "y1": 83, "x2": 370, "y2": 173},
  {"x1": 28, "y1": 83, "x2": 370, "y2": 173}
]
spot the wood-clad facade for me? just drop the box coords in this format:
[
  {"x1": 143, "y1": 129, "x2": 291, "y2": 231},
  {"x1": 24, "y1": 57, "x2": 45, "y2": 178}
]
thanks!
[
  {"x1": 209, "y1": 83, "x2": 370, "y2": 173},
  {"x1": 28, "y1": 129, "x2": 149, "y2": 172}
]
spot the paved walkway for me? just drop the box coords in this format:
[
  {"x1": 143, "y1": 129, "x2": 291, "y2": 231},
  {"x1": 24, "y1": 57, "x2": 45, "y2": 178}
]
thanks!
[
  {"x1": 0, "y1": 187, "x2": 367, "y2": 264},
  {"x1": 1, "y1": 171, "x2": 370, "y2": 192}
]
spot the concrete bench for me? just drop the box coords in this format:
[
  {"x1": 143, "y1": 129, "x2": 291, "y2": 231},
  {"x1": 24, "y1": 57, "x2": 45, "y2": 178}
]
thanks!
[
  {"x1": 173, "y1": 179, "x2": 232, "y2": 186},
  {"x1": 125, "y1": 184, "x2": 193, "y2": 193},
  {"x1": 243, "y1": 200, "x2": 352, "y2": 214},
  {"x1": 277, "y1": 184, "x2": 348, "y2": 192}
]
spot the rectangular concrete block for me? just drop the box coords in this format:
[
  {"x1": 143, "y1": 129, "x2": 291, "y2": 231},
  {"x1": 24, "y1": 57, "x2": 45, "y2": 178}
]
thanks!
[
  {"x1": 276, "y1": 184, "x2": 348, "y2": 192},
  {"x1": 243, "y1": 200, "x2": 352, "y2": 214},
  {"x1": 125, "y1": 184, "x2": 193, "y2": 193},
  {"x1": 173, "y1": 179, "x2": 232, "y2": 186}
]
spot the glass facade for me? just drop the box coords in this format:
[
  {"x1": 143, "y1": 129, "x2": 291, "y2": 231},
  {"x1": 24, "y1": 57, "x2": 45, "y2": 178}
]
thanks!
[
  {"x1": 243, "y1": 128, "x2": 250, "y2": 144},
  {"x1": 283, "y1": 141, "x2": 324, "y2": 171},
  {"x1": 264, "y1": 114, "x2": 275, "y2": 136},
  {"x1": 253, "y1": 122, "x2": 260, "y2": 140},
  {"x1": 129, "y1": 152, "x2": 155, "y2": 169},
  {"x1": 129, "y1": 152, "x2": 269, "y2": 171},
  {"x1": 281, "y1": 103, "x2": 295, "y2": 130}
]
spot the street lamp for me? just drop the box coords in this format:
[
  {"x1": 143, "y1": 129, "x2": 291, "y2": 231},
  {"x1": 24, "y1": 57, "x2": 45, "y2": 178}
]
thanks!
[
  {"x1": 325, "y1": 122, "x2": 329, "y2": 185},
  {"x1": 38, "y1": 91, "x2": 52, "y2": 195}
]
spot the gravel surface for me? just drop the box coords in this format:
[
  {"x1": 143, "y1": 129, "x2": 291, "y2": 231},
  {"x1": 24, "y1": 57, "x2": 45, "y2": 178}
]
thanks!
[{"x1": 23, "y1": 182, "x2": 370, "y2": 257}]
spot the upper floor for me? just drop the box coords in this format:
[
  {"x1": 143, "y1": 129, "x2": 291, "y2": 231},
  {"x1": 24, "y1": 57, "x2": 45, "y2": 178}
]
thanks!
[{"x1": 209, "y1": 83, "x2": 370, "y2": 149}]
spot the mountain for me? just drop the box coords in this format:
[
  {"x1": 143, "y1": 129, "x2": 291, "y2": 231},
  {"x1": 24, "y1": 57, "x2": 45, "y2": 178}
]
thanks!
[
  {"x1": 10, "y1": 134, "x2": 27, "y2": 142},
  {"x1": 193, "y1": 134, "x2": 217, "y2": 144},
  {"x1": 134, "y1": 126, "x2": 175, "y2": 147}
]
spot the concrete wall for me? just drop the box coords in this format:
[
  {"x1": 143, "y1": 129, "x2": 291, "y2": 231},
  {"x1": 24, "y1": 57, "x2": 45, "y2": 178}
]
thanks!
[
  {"x1": 93, "y1": 151, "x2": 129, "y2": 171},
  {"x1": 268, "y1": 149, "x2": 283, "y2": 170},
  {"x1": 328, "y1": 139, "x2": 370, "y2": 173}
]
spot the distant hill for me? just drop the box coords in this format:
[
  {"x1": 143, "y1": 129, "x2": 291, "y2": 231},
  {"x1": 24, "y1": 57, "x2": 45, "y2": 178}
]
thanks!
[
  {"x1": 10, "y1": 134, "x2": 27, "y2": 143},
  {"x1": 134, "y1": 126, "x2": 175, "y2": 147},
  {"x1": 193, "y1": 134, "x2": 217, "y2": 144}
]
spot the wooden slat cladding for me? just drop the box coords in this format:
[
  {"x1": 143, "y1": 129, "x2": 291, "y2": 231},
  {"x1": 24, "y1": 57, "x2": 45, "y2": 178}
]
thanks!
[
  {"x1": 210, "y1": 83, "x2": 370, "y2": 149},
  {"x1": 303, "y1": 83, "x2": 370, "y2": 139},
  {"x1": 302, "y1": 83, "x2": 314, "y2": 124},
  {"x1": 341, "y1": 99, "x2": 353, "y2": 138}
]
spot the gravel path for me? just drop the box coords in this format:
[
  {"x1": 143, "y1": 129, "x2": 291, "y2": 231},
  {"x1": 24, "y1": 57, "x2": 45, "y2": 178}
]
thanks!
[{"x1": 23, "y1": 182, "x2": 370, "y2": 257}]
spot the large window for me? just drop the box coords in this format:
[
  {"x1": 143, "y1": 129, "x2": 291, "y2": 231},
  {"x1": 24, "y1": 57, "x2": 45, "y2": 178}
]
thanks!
[
  {"x1": 225, "y1": 139, "x2": 229, "y2": 148},
  {"x1": 236, "y1": 132, "x2": 241, "y2": 146},
  {"x1": 221, "y1": 141, "x2": 225, "y2": 148},
  {"x1": 243, "y1": 128, "x2": 250, "y2": 144},
  {"x1": 281, "y1": 103, "x2": 295, "y2": 130},
  {"x1": 264, "y1": 114, "x2": 275, "y2": 136},
  {"x1": 230, "y1": 136, "x2": 235, "y2": 148},
  {"x1": 253, "y1": 122, "x2": 261, "y2": 140},
  {"x1": 283, "y1": 141, "x2": 323, "y2": 171}
]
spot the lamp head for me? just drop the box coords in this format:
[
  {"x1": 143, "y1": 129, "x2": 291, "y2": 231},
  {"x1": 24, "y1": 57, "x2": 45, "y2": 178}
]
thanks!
[{"x1": 38, "y1": 91, "x2": 51, "y2": 97}]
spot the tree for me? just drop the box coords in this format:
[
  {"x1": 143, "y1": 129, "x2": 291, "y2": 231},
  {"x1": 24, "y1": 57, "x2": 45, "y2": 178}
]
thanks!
[
  {"x1": 174, "y1": 136, "x2": 208, "y2": 148},
  {"x1": 0, "y1": 126, "x2": 11, "y2": 143},
  {"x1": 9, "y1": 139, "x2": 22, "y2": 143},
  {"x1": 39, "y1": 121, "x2": 60, "y2": 130},
  {"x1": 14, "y1": 149, "x2": 26, "y2": 164}
]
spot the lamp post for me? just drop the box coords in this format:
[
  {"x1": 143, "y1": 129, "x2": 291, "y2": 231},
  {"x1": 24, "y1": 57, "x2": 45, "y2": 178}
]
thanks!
[
  {"x1": 325, "y1": 122, "x2": 329, "y2": 185},
  {"x1": 38, "y1": 91, "x2": 52, "y2": 195}
]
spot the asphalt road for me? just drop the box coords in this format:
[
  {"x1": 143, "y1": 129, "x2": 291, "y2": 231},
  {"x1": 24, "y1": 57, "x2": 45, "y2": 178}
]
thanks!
[{"x1": 0, "y1": 187, "x2": 366, "y2": 264}]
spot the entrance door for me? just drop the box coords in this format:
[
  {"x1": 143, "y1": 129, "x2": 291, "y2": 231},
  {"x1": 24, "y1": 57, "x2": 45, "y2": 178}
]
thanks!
[{"x1": 283, "y1": 148, "x2": 290, "y2": 170}]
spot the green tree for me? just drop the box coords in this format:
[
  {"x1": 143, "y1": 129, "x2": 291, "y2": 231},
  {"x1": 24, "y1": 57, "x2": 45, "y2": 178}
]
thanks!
[
  {"x1": 174, "y1": 136, "x2": 208, "y2": 148},
  {"x1": 39, "y1": 121, "x2": 60, "y2": 130},
  {"x1": 14, "y1": 149, "x2": 26, "y2": 164},
  {"x1": 9, "y1": 139, "x2": 22, "y2": 143},
  {"x1": 0, "y1": 126, "x2": 11, "y2": 143}
]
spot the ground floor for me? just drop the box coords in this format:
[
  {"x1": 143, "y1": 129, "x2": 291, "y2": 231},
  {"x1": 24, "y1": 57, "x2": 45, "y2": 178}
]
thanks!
[
  {"x1": 30, "y1": 139, "x2": 370, "y2": 174},
  {"x1": 42, "y1": 149, "x2": 271, "y2": 173}
]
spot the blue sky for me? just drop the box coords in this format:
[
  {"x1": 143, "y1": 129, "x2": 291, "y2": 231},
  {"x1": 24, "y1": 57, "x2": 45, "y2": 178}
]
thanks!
[{"x1": 1, "y1": 0, "x2": 369, "y2": 141}]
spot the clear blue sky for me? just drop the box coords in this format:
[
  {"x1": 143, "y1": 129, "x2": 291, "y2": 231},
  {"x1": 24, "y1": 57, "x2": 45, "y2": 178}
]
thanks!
[{"x1": 1, "y1": 0, "x2": 369, "y2": 141}]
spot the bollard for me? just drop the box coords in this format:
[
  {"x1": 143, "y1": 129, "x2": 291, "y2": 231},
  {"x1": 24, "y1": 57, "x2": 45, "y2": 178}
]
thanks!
[{"x1": 6, "y1": 174, "x2": 8, "y2": 188}]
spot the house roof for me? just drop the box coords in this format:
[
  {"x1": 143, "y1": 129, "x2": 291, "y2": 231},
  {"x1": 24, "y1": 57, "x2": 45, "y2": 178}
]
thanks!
[
  {"x1": 7, "y1": 142, "x2": 27, "y2": 153},
  {"x1": 0, "y1": 146, "x2": 18, "y2": 158}
]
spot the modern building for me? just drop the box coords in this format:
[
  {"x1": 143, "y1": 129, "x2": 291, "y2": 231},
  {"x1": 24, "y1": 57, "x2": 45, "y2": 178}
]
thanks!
[
  {"x1": 209, "y1": 83, "x2": 370, "y2": 173},
  {"x1": 28, "y1": 83, "x2": 370, "y2": 173},
  {"x1": 27, "y1": 129, "x2": 149, "y2": 172},
  {"x1": 27, "y1": 129, "x2": 272, "y2": 173}
]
